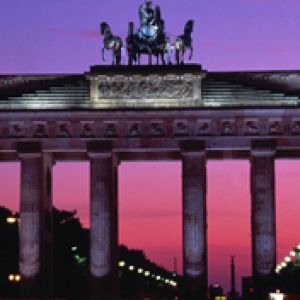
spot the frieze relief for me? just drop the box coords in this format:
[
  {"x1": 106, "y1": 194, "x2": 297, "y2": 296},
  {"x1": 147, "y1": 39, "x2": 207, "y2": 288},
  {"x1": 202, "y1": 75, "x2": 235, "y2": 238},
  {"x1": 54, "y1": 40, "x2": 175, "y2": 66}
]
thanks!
[
  {"x1": 80, "y1": 122, "x2": 95, "y2": 138},
  {"x1": 268, "y1": 119, "x2": 284, "y2": 135},
  {"x1": 56, "y1": 122, "x2": 72, "y2": 138},
  {"x1": 2, "y1": 117, "x2": 300, "y2": 139},
  {"x1": 220, "y1": 120, "x2": 236, "y2": 136},
  {"x1": 149, "y1": 121, "x2": 166, "y2": 137},
  {"x1": 244, "y1": 119, "x2": 260, "y2": 136},
  {"x1": 97, "y1": 76, "x2": 194, "y2": 100},
  {"x1": 9, "y1": 122, "x2": 26, "y2": 138},
  {"x1": 291, "y1": 119, "x2": 300, "y2": 135},
  {"x1": 196, "y1": 120, "x2": 212, "y2": 136}
]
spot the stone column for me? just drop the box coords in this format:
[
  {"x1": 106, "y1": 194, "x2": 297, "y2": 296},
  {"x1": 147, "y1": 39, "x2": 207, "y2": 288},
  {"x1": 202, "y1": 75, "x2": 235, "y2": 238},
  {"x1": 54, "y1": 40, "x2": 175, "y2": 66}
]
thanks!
[
  {"x1": 18, "y1": 144, "x2": 53, "y2": 298},
  {"x1": 88, "y1": 150, "x2": 118, "y2": 300},
  {"x1": 250, "y1": 143, "x2": 276, "y2": 298},
  {"x1": 182, "y1": 146, "x2": 207, "y2": 300}
]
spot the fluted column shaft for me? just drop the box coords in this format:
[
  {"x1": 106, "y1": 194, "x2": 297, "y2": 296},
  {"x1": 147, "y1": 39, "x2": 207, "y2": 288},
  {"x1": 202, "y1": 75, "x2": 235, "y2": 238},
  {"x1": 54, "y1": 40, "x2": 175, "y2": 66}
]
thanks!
[
  {"x1": 251, "y1": 146, "x2": 276, "y2": 298},
  {"x1": 182, "y1": 149, "x2": 207, "y2": 300},
  {"x1": 19, "y1": 149, "x2": 53, "y2": 298},
  {"x1": 89, "y1": 152, "x2": 118, "y2": 300}
]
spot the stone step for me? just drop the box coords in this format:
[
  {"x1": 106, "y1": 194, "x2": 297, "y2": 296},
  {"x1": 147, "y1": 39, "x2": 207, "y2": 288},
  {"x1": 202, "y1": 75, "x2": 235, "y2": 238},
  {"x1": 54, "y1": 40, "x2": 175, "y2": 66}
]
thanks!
[
  {"x1": 202, "y1": 95, "x2": 288, "y2": 99},
  {"x1": 9, "y1": 97, "x2": 90, "y2": 101},
  {"x1": 34, "y1": 92, "x2": 89, "y2": 97},
  {"x1": 49, "y1": 87, "x2": 89, "y2": 91},
  {"x1": 202, "y1": 91, "x2": 280, "y2": 96}
]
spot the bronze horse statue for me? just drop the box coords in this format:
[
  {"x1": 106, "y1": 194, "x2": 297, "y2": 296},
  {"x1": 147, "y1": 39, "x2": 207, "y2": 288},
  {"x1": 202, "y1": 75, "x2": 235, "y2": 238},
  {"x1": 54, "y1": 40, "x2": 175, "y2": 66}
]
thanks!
[
  {"x1": 100, "y1": 22, "x2": 123, "y2": 66},
  {"x1": 175, "y1": 20, "x2": 194, "y2": 65}
]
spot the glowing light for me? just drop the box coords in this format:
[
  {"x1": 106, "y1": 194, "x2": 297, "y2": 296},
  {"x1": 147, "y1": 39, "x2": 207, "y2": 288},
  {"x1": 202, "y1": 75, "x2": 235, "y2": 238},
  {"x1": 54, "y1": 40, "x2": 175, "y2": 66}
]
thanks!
[
  {"x1": 165, "y1": 279, "x2": 170, "y2": 283},
  {"x1": 156, "y1": 275, "x2": 161, "y2": 280},
  {"x1": 128, "y1": 265, "x2": 135, "y2": 271},
  {"x1": 170, "y1": 280, "x2": 177, "y2": 287},
  {"x1": 137, "y1": 268, "x2": 143, "y2": 274},
  {"x1": 15, "y1": 274, "x2": 21, "y2": 282},
  {"x1": 290, "y1": 250, "x2": 296, "y2": 257},
  {"x1": 144, "y1": 271, "x2": 150, "y2": 277},
  {"x1": 8, "y1": 274, "x2": 14, "y2": 281},
  {"x1": 284, "y1": 256, "x2": 291, "y2": 262},
  {"x1": 71, "y1": 246, "x2": 77, "y2": 252},
  {"x1": 6, "y1": 217, "x2": 17, "y2": 224},
  {"x1": 269, "y1": 290, "x2": 285, "y2": 300},
  {"x1": 281, "y1": 262, "x2": 287, "y2": 267},
  {"x1": 118, "y1": 261, "x2": 125, "y2": 267}
]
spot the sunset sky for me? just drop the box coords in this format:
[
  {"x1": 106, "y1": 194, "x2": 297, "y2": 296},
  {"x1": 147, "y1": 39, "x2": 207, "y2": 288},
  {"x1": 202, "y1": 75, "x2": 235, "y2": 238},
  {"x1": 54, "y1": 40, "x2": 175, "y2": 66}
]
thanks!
[{"x1": 1, "y1": 0, "x2": 300, "y2": 293}]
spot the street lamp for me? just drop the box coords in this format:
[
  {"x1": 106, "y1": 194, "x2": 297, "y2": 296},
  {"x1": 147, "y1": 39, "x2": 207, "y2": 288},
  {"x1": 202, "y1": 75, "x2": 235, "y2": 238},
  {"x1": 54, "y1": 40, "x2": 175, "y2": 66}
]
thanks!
[
  {"x1": 6, "y1": 216, "x2": 19, "y2": 224},
  {"x1": 8, "y1": 273, "x2": 21, "y2": 282}
]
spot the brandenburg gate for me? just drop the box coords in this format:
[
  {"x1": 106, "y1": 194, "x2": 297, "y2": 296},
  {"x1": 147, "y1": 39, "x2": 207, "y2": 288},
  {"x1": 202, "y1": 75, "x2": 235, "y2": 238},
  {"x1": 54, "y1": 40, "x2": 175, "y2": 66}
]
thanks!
[{"x1": 1, "y1": 65, "x2": 300, "y2": 299}]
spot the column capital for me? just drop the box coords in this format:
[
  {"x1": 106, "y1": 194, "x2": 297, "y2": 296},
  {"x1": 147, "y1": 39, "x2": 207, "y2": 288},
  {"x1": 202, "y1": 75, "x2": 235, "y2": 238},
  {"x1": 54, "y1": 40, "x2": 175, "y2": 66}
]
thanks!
[
  {"x1": 181, "y1": 140, "x2": 206, "y2": 157},
  {"x1": 251, "y1": 139, "x2": 276, "y2": 157},
  {"x1": 17, "y1": 142, "x2": 42, "y2": 159},
  {"x1": 87, "y1": 141, "x2": 113, "y2": 159}
]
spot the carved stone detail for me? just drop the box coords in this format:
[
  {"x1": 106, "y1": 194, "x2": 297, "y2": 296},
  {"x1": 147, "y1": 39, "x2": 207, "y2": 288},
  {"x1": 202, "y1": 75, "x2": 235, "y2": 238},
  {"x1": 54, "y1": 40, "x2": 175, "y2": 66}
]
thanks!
[
  {"x1": 196, "y1": 120, "x2": 212, "y2": 136},
  {"x1": 80, "y1": 122, "x2": 95, "y2": 138},
  {"x1": 149, "y1": 121, "x2": 165, "y2": 137},
  {"x1": 173, "y1": 120, "x2": 189, "y2": 137},
  {"x1": 127, "y1": 122, "x2": 141, "y2": 137},
  {"x1": 244, "y1": 119, "x2": 259, "y2": 136},
  {"x1": 56, "y1": 122, "x2": 72, "y2": 138},
  {"x1": 33, "y1": 122, "x2": 48, "y2": 138},
  {"x1": 104, "y1": 122, "x2": 118, "y2": 138},
  {"x1": 220, "y1": 120, "x2": 236, "y2": 135},
  {"x1": 10, "y1": 122, "x2": 26, "y2": 138},
  {"x1": 97, "y1": 77, "x2": 194, "y2": 99},
  {"x1": 291, "y1": 119, "x2": 300, "y2": 135},
  {"x1": 268, "y1": 119, "x2": 283, "y2": 135}
]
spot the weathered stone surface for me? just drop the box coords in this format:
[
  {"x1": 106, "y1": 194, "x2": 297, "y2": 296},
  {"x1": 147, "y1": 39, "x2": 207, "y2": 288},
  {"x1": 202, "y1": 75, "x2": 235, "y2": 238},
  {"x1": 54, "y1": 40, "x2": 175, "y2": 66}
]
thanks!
[
  {"x1": 88, "y1": 151, "x2": 118, "y2": 300},
  {"x1": 250, "y1": 145, "x2": 276, "y2": 299},
  {"x1": 182, "y1": 148, "x2": 207, "y2": 300}
]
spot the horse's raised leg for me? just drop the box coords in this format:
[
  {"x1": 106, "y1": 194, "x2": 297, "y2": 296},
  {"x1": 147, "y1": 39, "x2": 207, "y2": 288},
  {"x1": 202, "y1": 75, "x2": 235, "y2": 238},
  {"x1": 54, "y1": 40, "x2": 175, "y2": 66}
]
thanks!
[
  {"x1": 189, "y1": 46, "x2": 193, "y2": 60},
  {"x1": 102, "y1": 48, "x2": 106, "y2": 62}
]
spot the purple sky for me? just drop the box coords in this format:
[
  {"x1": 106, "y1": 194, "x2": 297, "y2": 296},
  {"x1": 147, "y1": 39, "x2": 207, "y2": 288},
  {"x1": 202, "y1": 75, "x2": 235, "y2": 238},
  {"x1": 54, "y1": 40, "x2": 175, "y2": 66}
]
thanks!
[
  {"x1": 1, "y1": 0, "x2": 300, "y2": 73},
  {"x1": 1, "y1": 0, "x2": 300, "y2": 294}
]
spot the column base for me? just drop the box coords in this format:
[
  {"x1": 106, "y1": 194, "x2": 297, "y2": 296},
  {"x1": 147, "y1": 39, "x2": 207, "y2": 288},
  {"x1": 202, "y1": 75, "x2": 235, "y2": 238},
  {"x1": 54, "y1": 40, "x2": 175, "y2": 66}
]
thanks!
[
  {"x1": 182, "y1": 276, "x2": 207, "y2": 300},
  {"x1": 253, "y1": 275, "x2": 276, "y2": 300},
  {"x1": 90, "y1": 273, "x2": 118, "y2": 300},
  {"x1": 20, "y1": 276, "x2": 40, "y2": 299}
]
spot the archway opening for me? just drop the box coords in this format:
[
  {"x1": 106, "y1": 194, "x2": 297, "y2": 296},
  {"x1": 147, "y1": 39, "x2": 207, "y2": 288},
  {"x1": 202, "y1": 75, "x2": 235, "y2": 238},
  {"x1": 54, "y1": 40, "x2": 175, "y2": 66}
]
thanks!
[
  {"x1": 275, "y1": 160, "x2": 300, "y2": 265},
  {"x1": 0, "y1": 162, "x2": 20, "y2": 298},
  {"x1": 207, "y1": 160, "x2": 251, "y2": 295},
  {"x1": 119, "y1": 161, "x2": 182, "y2": 298},
  {"x1": 52, "y1": 162, "x2": 89, "y2": 299}
]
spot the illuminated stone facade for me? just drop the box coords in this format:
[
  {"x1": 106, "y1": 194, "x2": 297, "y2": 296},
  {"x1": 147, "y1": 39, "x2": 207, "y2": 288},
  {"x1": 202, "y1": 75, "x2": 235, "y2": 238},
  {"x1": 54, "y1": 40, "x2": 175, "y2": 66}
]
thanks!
[{"x1": 1, "y1": 65, "x2": 300, "y2": 299}]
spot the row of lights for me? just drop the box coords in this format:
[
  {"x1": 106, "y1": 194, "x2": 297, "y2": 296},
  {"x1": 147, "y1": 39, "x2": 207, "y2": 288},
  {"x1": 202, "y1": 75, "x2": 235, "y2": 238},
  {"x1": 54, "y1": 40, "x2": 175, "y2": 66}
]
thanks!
[
  {"x1": 275, "y1": 244, "x2": 300, "y2": 274},
  {"x1": 118, "y1": 261, "x2": 177, "y2": 287},
  {"x1": 8, "y1": 273, "x2": 21, "y2": 282}
]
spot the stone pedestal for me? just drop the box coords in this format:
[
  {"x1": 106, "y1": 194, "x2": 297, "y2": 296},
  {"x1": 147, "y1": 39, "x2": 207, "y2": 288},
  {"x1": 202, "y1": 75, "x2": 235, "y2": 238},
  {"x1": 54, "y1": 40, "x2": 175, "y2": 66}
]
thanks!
[
  {"x1": 89, "y1": 151, "x2": 118, "y2": 300},
  {"x1": 18, "y1": 145, "x2": 53, "y2": 299},
  {"x1": 182, "y1": 147, "x2": 207, "y2": 300},
  {"x1": 250, "y1": 144, "x2": 276, "y2": 299}
]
